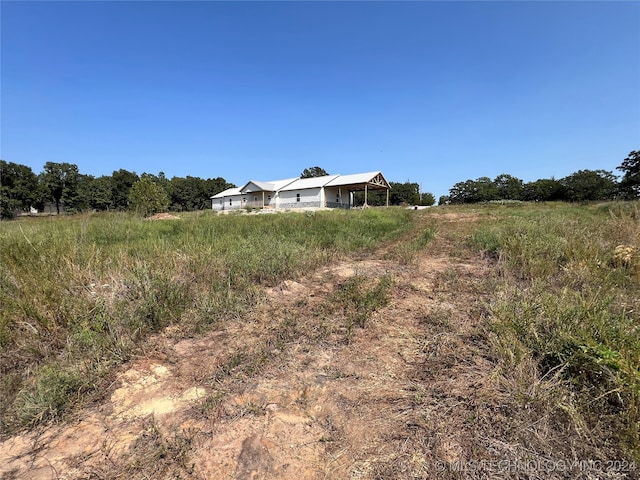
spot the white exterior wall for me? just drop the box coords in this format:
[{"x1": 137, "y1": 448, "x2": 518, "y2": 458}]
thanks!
[
  {"x1": 324, "y1": 187, "x2": 349, "y2": 208},
  {"x1": 212, "y1": 194, "x2": 244, "y2": 211},
  {"x1": 279, "y1": 187, "x2": 323, "y2": 208}
]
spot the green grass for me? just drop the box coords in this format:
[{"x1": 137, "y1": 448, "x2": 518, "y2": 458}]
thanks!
[
  {"x1": 0, "y1": 208, "x2": 413, "y2": 433},
  {"x1": 388, "y1": 218, "x2": 437, "y2": 264},
  {"x1": 469, "y1": 201, "x2": 640, "y2": 459}
]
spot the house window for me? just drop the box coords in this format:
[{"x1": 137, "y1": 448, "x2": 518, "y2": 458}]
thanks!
[
  {"x1": 296, "y1": 194, "x2": 300, "y2": 202},
  {"x1": 336, "y1": 194, "x2": 340, "y2": 203},
  {"x1": 229, "y1": 199, "x2": 232, "y2": 206}
]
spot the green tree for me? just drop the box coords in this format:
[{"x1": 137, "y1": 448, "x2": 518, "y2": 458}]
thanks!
[
  {"x1": 474, "y1": 177, "x2": 499, "y2": 202},
  {"x1": 39, "y1": 162, "x2": 79, "y2": 214},
  {"x1": 91, "y1": 176, "x2": 115, "y2": 210},
  {"x1": 561, "y1": 169, "x2": 617, "y2": 202},
  {"x1": 449, "y1": 177, "x2": 498, "y2": 204},
  {"x1": 76, "y1": 175, "x2": 114, "y2": 211},
  {"x1": 438, "y1": 195, "x2": 450, "y2": 206},
  {"x1": 389, "y1": 181, "x2": 420, "y2": 205},
  {"x1": 420, "y1": 192, "x2": 436, "y2": 206},
  {"x1": 0, "y1": 160, "x2": 39, "y2": 219},
  {"x1": 494, "y1": 174, "x2": 524, "y2": 200},
  {"x1": 617, "y1": 150, "x2": 640, "y2": 199},
  {"x1": 128, "y1": 177, "x2": 169, "y2": 217},
  {"x1": 142, "y1": 172, "x2": 172, "y2": 199},
  {"x1": 74, "y1": 174, "x2": 94, "y2": 212},
  {"x1": 300, "y1": 166, "x2": 329, "y2": 178},
  {"x1": 170, "y1": 175, "x2": 209, "y2": 211},
  {"x1": 449, "y1": 180, "x2": 474, "y2": 204},
  {"x1": 522, "y1": 178, "x2": 564, "y2": 202},
  {"x1": 111, "y1": 169, "x2": 139, "y2": 210}
]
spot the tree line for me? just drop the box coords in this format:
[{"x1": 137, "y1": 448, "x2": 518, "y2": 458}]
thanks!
[
  {"x1": 0, "y1": 162, "x2": 437, "y2": 219},
  {"x1": 0, "y1": 161, "x2": 235, "y2": 219},
  {"x1": 440, "y1": 150, "x2": 639, "y2": 205}
]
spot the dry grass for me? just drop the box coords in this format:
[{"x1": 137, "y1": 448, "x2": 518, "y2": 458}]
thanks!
[
  {"x1": 1, "y1": 202, "x2": 639, "y2": 479},
  {"x1": 0, "y1": 208, "x2": 413, "y2": 435}
]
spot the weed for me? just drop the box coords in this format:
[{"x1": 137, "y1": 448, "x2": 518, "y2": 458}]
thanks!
[
  {"x1": 102, "y1": 415, "x2": 198, "y2": 477},
  {"x1": 474, "y1": 201, "x2": 640, "y2": 459},
  {"x1": 0, "y1": 208, "x2": 412, "y2": 433},
  {"x1": 13, "y1": 364, "x2": 89, "y2": 427},
  {"x1": 330, "y1": 274, "x2": 394, "y2": 342}
]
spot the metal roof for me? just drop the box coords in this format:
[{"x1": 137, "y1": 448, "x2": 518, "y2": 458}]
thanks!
[
  {"x1": 325, "y1": 171, "x2": 390, "y2": 190},
  {"x1": 240, "y1": 178, "x2": 298, "y2": 193},
  {"x1": 211, "y1": 187, "x2": 242, "y2": 199},
  {"x1": 279, "y1": 174, "x2": 341, "y2": 191},
  {"x1": 272, "y1": 178, "x2": 299, "y2": 190},
  {"x1": 241, "y1": 181, "x2": 275, "y2": 193}
]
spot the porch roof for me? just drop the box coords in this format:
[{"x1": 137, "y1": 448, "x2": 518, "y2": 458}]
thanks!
[{"x1": 325, "y1": 171, "x2": 390, "y2": 191}]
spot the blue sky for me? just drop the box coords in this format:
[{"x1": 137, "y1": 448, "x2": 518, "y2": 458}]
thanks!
[{"x1": 2, "y1": 1, "x2": 639, "y2": 200}]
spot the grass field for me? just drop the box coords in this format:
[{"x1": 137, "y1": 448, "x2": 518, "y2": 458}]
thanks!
[
  {"x1": 0, "y1": 208, "x2": 414, "y2": 432},
  {"x1": 468, "y1": 201, "x2": 640, "y2": 460},
  {"x1": 1, "y1": 202, "x2": 639, "y2": 471}
]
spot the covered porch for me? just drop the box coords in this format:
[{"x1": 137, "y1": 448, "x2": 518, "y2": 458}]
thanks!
[{"x1": 325, "y1": 172, "x2": 391, "y2": 208}]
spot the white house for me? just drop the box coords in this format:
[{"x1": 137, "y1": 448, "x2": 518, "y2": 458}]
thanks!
[{"x1": 211, "y1": 171, "x2": 390, "y2": 211}]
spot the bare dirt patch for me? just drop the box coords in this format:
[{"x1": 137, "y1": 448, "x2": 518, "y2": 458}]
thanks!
[
  {"x1": 0, "y1": 213, "x2": 513, "y2": 480},
  {"x1": 146, "y1": 212, "x2": 180, "y2": 220}
]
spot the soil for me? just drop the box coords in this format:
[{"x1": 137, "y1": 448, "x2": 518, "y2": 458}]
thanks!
[
  {"x1": 146, "y1": 213, "x2": 181, "y2": 220},
  {"x1": 0, "y1": 213, "x2": 515, "y2": 479}
]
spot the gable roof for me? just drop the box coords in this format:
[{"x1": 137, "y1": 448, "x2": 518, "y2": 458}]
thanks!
[
  {"x1": 241, "y1": 180, "x2": 275, "y2": 193},
  {"x1": 325, "y1": 171, "x2": 390, "y2": 190},
  {"x1": 240, "y1": 178, "x2": 297, "y2": 193},
  {"x1": 211, "y1": 187, "x2": 242, "y2": 199}
]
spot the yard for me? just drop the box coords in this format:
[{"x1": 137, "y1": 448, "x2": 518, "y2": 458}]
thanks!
[{"x1": 1, "y1": 203, "x2": 638, "y2": 479}]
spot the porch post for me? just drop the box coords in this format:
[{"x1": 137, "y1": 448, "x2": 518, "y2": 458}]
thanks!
[
  {"x1": 386, "y1": 188, "x2": 389, "y2": 207},
  {"x1": 364, "y1": 184, "x2": 368, "y2": 207}
]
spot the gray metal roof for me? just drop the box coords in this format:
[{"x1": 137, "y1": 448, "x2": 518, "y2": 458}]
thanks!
[
  {"x1": 240, "y1": 178, "x2": 298, "y2": 193},
  {"x1": 211, "y1": 187, "x2": 242, "y2": 199},
  {"x1": 325, "y1": 171, "x2": 390, "y2": 189},
  {"x1": 269, "y1": 178, "x2": 299, "y2": 190},
  {"x1": 325, "y1": 171, "x2": 379, "y2": 186},
  {"x1": 279, "y1": 174, "x2": 340, "y2": 191},
  {"x1": 241, "y1": 181, "x2": 275, "y2": 193}
]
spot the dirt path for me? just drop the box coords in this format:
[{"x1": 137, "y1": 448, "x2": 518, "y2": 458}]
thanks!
[{"x1": 1, "y1": 213, "x2": 505, "y2": 479}]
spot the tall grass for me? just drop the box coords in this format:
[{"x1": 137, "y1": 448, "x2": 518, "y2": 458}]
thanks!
[
  {"x1": 0, "y1": 208, "x2": 413, "y2": 433},
  {"x1": 470, "y1": 202, "x2": 640, "y2": 459}
]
